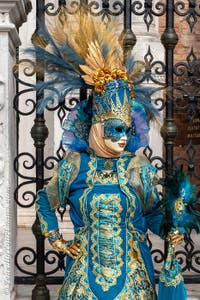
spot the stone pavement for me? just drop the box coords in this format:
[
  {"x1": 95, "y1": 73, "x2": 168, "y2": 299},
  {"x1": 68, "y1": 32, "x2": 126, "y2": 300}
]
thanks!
[
  {"x1": 15, "y1": 284, "x2": 200, "y2": 299},
  {"x1": 15, "y1": 228, "x2": 200, "y2": 300}
]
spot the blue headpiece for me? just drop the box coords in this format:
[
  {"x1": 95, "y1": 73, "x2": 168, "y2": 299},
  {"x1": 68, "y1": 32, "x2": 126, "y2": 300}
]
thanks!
[{"x1": 62, "y1": 78, "x2": 158, "y2": 152}]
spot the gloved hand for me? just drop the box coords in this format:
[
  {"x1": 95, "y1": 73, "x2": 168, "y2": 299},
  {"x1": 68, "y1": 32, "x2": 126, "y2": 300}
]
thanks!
[
  {"x1": 52, "y1": 239, "x2": 80, "y2": 259},
  {"x1": 166, "y1": 230, "x2": 184, "y2": 249}
]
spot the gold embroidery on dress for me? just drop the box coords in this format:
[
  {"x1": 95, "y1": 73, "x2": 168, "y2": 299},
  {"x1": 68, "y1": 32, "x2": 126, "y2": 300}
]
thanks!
[
  {"x1": 90, "y1": 194, "x2": 123, "y2": 291},
  {"x1": 114, "y1": 231, "x2": 156, "y2": 300},
  {"x1": 93, "y1": 170, "x2": 118, "y2": 184},
  {"x1": 127, "y1": 155, "x2": 159, "y2": 214},
  {"x1": 117, "y1": 155, "x2": 136, "y2": 213},
  {"x1": 56, "y1": 232, "x2": 96, "y2": 299},
  {"x1": 103, "y1": 159, "x2": 114, "y2": 170},
  {"x1": 116, "y1": 156, "x2": 156, "y2": 299},
  {"x1": 46, "y1": 152, "x2": 81, "y2": 209},
  {"x1": 57, "y1": 152, "x2": 98, "y2": 299}
]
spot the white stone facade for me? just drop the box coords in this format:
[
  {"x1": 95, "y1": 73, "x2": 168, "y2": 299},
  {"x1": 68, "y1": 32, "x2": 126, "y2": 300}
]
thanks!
[{"x1": 0, "y1": 1, "x2": 31, "y2": 299}]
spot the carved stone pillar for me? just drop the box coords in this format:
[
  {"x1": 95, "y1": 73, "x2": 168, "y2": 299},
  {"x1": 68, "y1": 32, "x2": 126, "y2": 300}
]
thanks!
[{"x1": 0, "y1": 1, "x2": 31, "y2": 299}]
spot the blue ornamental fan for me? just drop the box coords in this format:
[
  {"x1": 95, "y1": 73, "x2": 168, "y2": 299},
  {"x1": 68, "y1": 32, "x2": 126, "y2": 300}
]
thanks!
[{"x1": 158, "y1": 167, "x2": 200, "y2": 300}]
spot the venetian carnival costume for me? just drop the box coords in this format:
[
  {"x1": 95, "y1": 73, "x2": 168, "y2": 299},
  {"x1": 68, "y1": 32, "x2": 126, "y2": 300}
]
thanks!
[{"x1": 33, "y1": 7, "x2": 200, "y2": 300}]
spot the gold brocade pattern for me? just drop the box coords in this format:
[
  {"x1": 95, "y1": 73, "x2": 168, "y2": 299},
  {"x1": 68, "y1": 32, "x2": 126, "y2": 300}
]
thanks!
[
  {"x1": 46, "y1": 152, "x2": 81, "y2": 209},
  {"x1": 93, "y1": 170, "x2": 118, "y2": 184},
  {"x1": 94, "y1": 90, "x2": 132, "y2": 127},
  {"x1": 117, "y1": 155, "x2": 136, "y2": 214},
  {"x1": 113, "y1": 230, "x2": 155, "y2": 300},
  {"x1": 116, "y1": 156, "x2": 156, "y2": 299},
  {"x1": 127, "y1": 155, "x2": 158, "y2": 214},
  {"x1": 159, "y1": 271, "x2": 183, "y2": 287},
  {"x1": 56, "y1": 232, "x2": 96, "y2": 300},
  {"x1": 103, "y1": 159, "x2": 114, "y2": 170},
  {"x1": 90, "y1": 194, "x2": 123, "y2": 291}
]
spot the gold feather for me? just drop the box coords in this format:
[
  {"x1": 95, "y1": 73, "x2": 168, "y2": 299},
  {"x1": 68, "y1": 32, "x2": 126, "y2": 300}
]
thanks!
[
  {"x1": 32, "y1": 32, "x2": 47, "y2": 49},
  {"x1": 85, "y1": 42, "x2": 105, "y2": 70},
  {"x1": 46, "y1": 5, "x2": 68, "y2": 45},
  {"x1": 45, "y1": 7, "x2": 126, "y2": 87},
  {"x1": 81, "y1": 74, "x2": 95, "y2": 85},
  {"x1": 79, "y1": 65, "x2": 96, "y2": 77},
  {"x1": 48, "y1": 10, "x2": 122, "y2": 64}
]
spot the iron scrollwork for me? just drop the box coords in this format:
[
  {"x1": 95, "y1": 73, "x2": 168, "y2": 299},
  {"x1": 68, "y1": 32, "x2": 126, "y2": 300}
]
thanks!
[
  {"x1": 88, "y1": 0, "x2": 124, "y2": 22},
  {"x1": 45, "y1": 250, "x2": 66, "y2": 276},
  {"x1": 15, "y1": 247, "x2": 37, "y2": 276},
  {"x1": 176, "y1": 240, "x2": 200, "y2": 274},
  {"x1": 131, "y1": 0, "x2": 166, "y2": 31},
  {"x1": 174, "y1": 0, "x2": 200, "y2": 32},
  {"x1": 13, "y1": 59, "x2": 37, "y2": 115},
  {"x1": 173, "y1": 48, "x2": 200, "y2": 120}
]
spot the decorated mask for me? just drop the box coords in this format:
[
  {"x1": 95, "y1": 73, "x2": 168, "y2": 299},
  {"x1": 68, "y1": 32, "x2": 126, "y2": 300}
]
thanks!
[
  {"x1": 104, "y1": 135, "x2": 128, "y2": 153},
  {"x1": 103, "y1": 118, "x2": 132, "y2": 142}
]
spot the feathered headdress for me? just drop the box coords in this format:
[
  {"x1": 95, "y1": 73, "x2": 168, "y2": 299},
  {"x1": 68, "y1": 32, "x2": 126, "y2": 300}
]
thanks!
[{"x1": 29, "y1": 6, "x2": 160, "y2": 152}]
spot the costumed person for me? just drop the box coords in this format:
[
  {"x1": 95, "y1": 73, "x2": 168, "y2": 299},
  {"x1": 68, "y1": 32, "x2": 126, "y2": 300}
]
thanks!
[{"x1": 32, "y1": 7, "x2": 198, "y2": 300}]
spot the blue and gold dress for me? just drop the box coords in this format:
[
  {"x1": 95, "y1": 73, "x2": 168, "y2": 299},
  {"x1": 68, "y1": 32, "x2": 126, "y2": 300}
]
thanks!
[{"x1": 36, "y1": 149, "x2": 163, "y2": 300}]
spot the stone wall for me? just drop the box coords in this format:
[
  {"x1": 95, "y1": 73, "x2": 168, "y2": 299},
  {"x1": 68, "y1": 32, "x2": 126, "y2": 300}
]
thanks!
[{"x1": 0, "y1": 1, "x2": 31, "y2": 299}]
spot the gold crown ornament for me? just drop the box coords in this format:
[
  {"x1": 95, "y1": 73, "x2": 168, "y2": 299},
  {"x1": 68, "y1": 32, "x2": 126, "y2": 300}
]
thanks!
[{"x1": 93, "y1": 87, "x2": 132, "y2": 127}]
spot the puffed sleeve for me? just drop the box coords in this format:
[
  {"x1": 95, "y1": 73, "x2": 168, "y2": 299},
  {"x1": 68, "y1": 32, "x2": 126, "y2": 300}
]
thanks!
[
  {"x1": 35, "y1": 151, "x2": 80, "y2": 238},
  {"x1": 140, "y1": 162, "x2": 163, "y2": 237},
  {"x1": 35, "y1": 188, "x2": 59, "y2": 237},
  {"x1": 128, "y1": 155, "x2": 163, "y2": 237}
]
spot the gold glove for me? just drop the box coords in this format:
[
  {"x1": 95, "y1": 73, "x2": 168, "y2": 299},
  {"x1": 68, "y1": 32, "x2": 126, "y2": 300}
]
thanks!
[
  {"x1": 52, "y1": 238, "x2": 68, "y2": 252},
  {"x1": 52, "y1": 239, "x2": 80, "y2": 259},
  {"x1": 166, "y1": 230, "x2": 184, "y2": 249}
]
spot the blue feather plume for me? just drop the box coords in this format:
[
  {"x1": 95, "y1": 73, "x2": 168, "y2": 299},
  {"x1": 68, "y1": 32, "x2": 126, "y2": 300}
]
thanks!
[
  {"x1": 161, "y1": 167, "x2": 200, "y2": 240},
  {"x1": 25, "y1": 20, "x2": 88, "y2": 113}
]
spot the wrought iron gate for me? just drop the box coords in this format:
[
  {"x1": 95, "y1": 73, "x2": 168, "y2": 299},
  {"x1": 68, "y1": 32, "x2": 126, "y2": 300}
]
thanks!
[{"x1": 14, "y1": 0, "x2": 200, "y2": 298}]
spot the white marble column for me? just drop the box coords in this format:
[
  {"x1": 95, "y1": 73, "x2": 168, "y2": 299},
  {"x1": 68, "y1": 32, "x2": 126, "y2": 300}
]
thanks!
[{"x1": 0, "y1": 1, "x2": 31, "y2": 299}]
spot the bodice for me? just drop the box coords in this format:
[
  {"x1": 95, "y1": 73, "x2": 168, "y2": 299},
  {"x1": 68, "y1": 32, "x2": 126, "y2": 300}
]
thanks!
[{"x1": 67, "y1": 152, "x2": 149, "y2": 298}]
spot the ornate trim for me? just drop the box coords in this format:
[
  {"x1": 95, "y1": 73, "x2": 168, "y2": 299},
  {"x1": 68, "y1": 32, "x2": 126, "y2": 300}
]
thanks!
[{"x1": 90, "y1": 193, "x2": 123, "y2": 291}]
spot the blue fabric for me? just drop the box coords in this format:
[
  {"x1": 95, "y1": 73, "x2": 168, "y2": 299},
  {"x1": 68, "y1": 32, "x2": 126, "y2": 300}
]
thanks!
[
  {"x1": 36, "y1": 189, "x2": 59, "y2": 233},
  {"x1": 145, "y1": 191, "x2": 163, "y2": 237},
  {"x1": 158, "y1": 244, "x2": 187, "y2": 300},
  {"x1": 158, "y1": 281, "x2": 187, "y2": 300}
]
